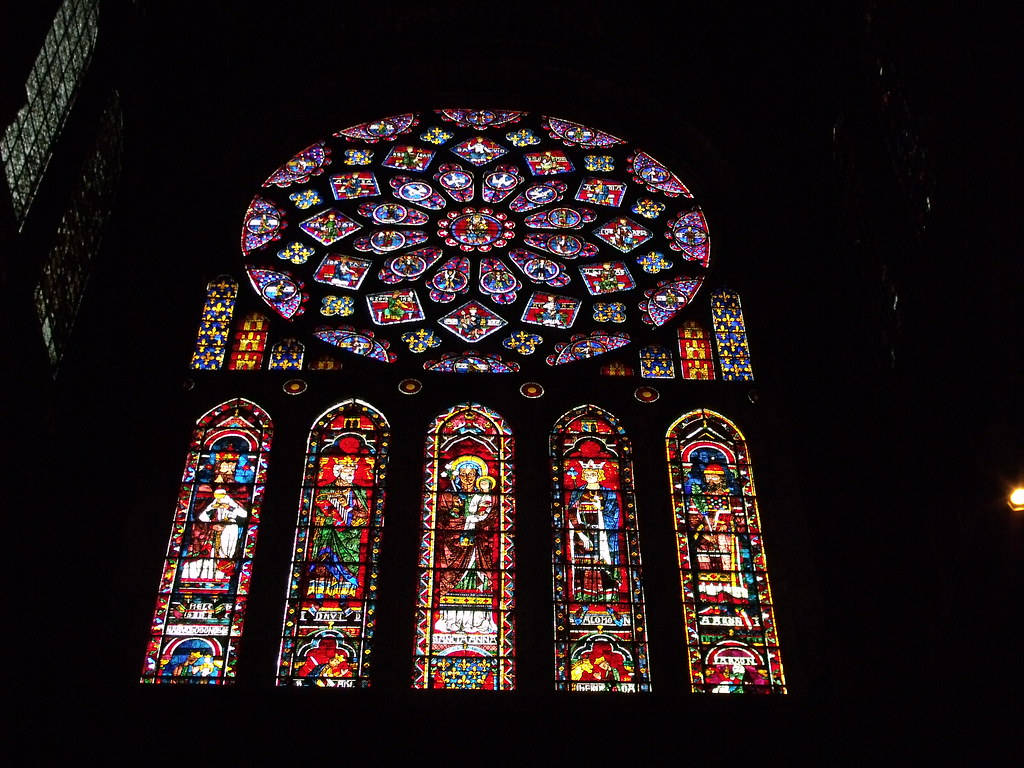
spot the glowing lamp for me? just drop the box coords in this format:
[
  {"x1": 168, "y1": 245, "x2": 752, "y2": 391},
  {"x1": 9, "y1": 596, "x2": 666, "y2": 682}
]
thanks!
[{"x1": 1009, "y1": 488, "x2": 1024, "y2": 512}]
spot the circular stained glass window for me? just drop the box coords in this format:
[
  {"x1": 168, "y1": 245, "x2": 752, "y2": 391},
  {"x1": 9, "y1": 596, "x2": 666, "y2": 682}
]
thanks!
[{"x1": 241, "y1": 109, "x2": 710, "y2": 374}]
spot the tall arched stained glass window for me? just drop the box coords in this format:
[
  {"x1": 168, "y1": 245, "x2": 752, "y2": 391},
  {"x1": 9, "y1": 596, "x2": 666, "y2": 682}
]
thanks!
[
  {"x1": 228, "y1": 312, "x2": 269, "y2": 370},
  {"x1": 277, "y1": 399, "x2": 389, "y2": 687},
  {"x1": 665, "y1": 409, "x2": 786, "y2": 694},
  {"x1": 141, "y1": 398, "x2": 272, "y2": 684},
  {"x1": 413, "y1": 403, "x2": 516, "y2": 690},
  {"x1": 190, "y1": 276, "x2": 237, "y2": 370},
  {"x1": 551, "y1": 405, "x2": 651, "y2": 692}
]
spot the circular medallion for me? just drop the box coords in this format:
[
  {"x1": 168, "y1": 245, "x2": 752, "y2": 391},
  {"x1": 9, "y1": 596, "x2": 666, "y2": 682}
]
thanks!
[
  {"x1": 372, "y1": 203, "x2": 410, "y2": 224},
  {"x1": 450, "y1": 212, "x2": 503, "y2": 247},
  {"x1": 520, "y1": 382, "x2": 544, "y2": 398},
  {"x1": 398, "y1": 378, "x2": 423, "y2": 395},
  {"x1": 369, "y1": 230, "x2": 407, "y2": 252},
  {"x1": 525, "y1": 185, "x2": 557, "y2": 204},
  {"x1": 634, "y1": 386, "x2": 660, "y2": 403},
  {"x1": 398, "y1": 181, "x2": 432, "y2": 201},
  {"x1": 547, "y1": 234, "x2": 582, "y2": 256},
  {"x1": 262, "y1": 277, "x2": 297, "y2": 301},
  {"x1": 283, "y1": 378, "x2": 308, "y2": 395},
  {"x1": 440, "y1": 170, "x2": 473, "y2": 190}
]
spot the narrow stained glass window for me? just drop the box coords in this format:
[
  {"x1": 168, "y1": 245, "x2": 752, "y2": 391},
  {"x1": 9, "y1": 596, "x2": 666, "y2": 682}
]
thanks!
[
  {"x1": 413, "y1": 403, "x2": 516, "y2": 690},
  {"x1": 277, "y1": 400, "x2": 390, "y2": 687},
  {"x1": 665, "y1": 409, "x2": 786, "y2": 693},
  {"x1": 267, "y1": 338, "x2": 305, "y2": 370},
  {"x1": 141, "y1": 398, "x2": 272, "y2": 684},
  {"x1": 228, "y1": 312, "x2": 269, "y2": 370},
  {"x1": 678, "y1": 320, "x2": 715, "y2": 380},
  {"x1": 190, "y1": 276, "x2": 238, "y2": 370},
  {"x1": 710, "y1": 289, "x2": 753, "y2": 381},
  {"x1": 552, "y1": 405, "x2": 651, "y2": 692}
]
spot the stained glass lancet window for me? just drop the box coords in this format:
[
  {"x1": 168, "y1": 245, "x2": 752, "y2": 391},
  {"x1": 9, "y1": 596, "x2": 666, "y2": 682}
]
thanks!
[
  {"x1": 267, "y1": 338, "x2": 305, "y2": 370},
  {"x1": 190, "y1": 277, "x2": 238, "y2": 370},
  {"x1": 665, "y1": 409, "x2": 786, "y2": 693},
  {"x1": 228, "y1": 312, "x2": 270, "y2": 370},
  {"x1": 551, "y1": 405, "x2": 651, "y2": 692},
  {"x1": 710, "y1": 290, "x2": 753, "y2": 381},
  {"x1": 413, "y1": 403, "x2": 516, "y2": 690},
  {"x1": 277, "y1": 400, "x2": 390, "y2": 687},
  {"x1": 141, "y1": 398, "x2": 272, "y2": 684},
  {"x1": 678, "y1": 320, "x2": 715, "y2": 380}
]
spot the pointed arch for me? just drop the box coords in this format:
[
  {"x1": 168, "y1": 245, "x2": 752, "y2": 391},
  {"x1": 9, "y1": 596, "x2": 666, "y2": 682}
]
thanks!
[
  {"x1": 551, "y1": 405, "x2": 652, "y2": 692},
  {"x1": 141, "y1": 398, "x2": 273, "y2": 684},
  {"x1": 665, "y1": 409, "x2": 786, "y2": 693},
  {"x1": 267, "y1": 338, "x2": 305, "y2": 370},
  {"x1": 277, "y1": 399, "x2": 390, "y2": 687},
  {"x1": 190, "y1": 276, "x2": 237, "y2": 370},
  {"x1": 228, "y1": 312, "x2": 270, "y2": 370},
  {"x1": 412, "y1": 403, "x2": 516, "y2": 690}
]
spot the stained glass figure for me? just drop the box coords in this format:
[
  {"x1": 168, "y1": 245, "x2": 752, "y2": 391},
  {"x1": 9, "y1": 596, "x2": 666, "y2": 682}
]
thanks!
[
  {"x1": 427, "y1": 256, "x2": 471, "y2": 303},
  {"x1": 521, "y1": 291, "x2": 581, "y2": 329},
  {"x1": 678, "y1": 321, "x2": 715, "y2": 380},
  {"x1": 228, "y1": 312, "x2": 270, "y2": 370},
  {"x1": 502, "y1": 330, "x2": 543, "y2": 355},
  {"x1": 314, "y1": 326, "x2": 397, "y2": 363},
  {"x1": 664, "y1": 210, "x2": 710, "y2": 267},
  {"x1": 329, "y1": 173, "x2": 381, "y2": 202},
  {"x1": 241, "y1": 196, "x2": 287, "y2": 255},
  {"x1": 434, "y1": 163, "x2": 475, "y2": 202},
  {"x1": 451, "y1": 135, "x2": 507, "y2": 166},
  {"x1": 308, "y1": 354, "x2": 342, "y2": 371},
  {"x1": 437, "y1": 207, "x2": 514, "y2": 252},
  {"x1": 365, "y1": 289, "x2": 425, "y2": 325},
  {"x1": 390, "y1": 176, "x2": 446, "y2": 210},
  {"x1": 438, "y1": 109, "x2": 524, "y2": 129},
  {"x1": 521, "y1": 233, "x2": 597, "y2": 260},
  {"x1": 191, "y1": 276, "x2": 237, "y2": 370},
  {"x1": 278, "y1": 242, "x2": 315, "y2": 266},
  {"x1": 508, "y1": 181, "x2": 568, "y2": 213},
  {"x1": 354, "y1": 229, "x2": 429, "y2": 255},
  {"x1": 524, "y1": 206, "x2": 596, "y2": 230},
  {"x1": 357, "y1": 201, "x2": 430, "y2": 226},
  {"x1": 710, "y1": 289, "x2": 754, "y2": 381},
  {"x1": 276, "y1": 400, "x2": 390, "y2": 688},
  {"x1": 438, "y1": 300, "x2": 508, "y2": 342},
  {"x1": 546, "y1": 331, "x2": 630, "y2": 366},
  {"x1": 627, "y1": 151, "x2": 693, "y2": 198},
  {"x1": 638, "y1": 345, "x2": 674, "y2": 378},
  {"x1": 478, "y1": 257, "x2": 521, "y2": 304},
  {"x1": 313, "y1": 253, "x2": 371, "y2": 290},
  {"x1": 524, "y1": 149, "x2": 574, "y2": 175},
  {"x1": 481, "y1": 165, "x2": 523, "y2": 203},
  {"x1": 593, "y1": 217, "x2": 653, "y2": 253},
  {"x1": 381, "y1": 144, "x2": 436, "y2": 172},
  {"x1": 592, "y1": 302, "x2": 627, "y2": 323},
  {"x1": 508, "y1": 249, "x2": 571, "y2": 288},
  {"x1": 665, "y1": 409, "x2": 786, "y2": 694},
  {"x1": 424, "y1": 352, "x2": 520, "y2": 374},
  {"x1": 639, "y1": 276, "x2": 703, "y2": 327},
  {"x1": 334, "y1": 113, "x2": 419, "y2": 143},
  {"x1": 246, "y1": 266, "x2": 309, "y2": 319},
  {"x1": 551, "y1": 405, "x2": 650, "y2": 692},
  {"x1": 542, "y1": 116, "x2": 624, "y2": 148},
  {"x1": 264, "y1": 142, "x2": 331, "y2": 188},
  {"x1": 299, "y1": 208, "x2": 361, "y2": 246},
  {"x1": 575, "y1": 178, "x2": 626, "y2": 207},
  {"x1": 268, "y1": 338, "x2": 305, "y2": 370},
  {"x1": 579, "y1": 261, "x2": 636, "y2": 295},
  {"x1": 378, "y1": 246, "x2": 444, "y2": 285},
  {"x1": 401, "y1": 328, "x2": 443, "y2": 353},
  {"x1": 413, "y1": 404, "x2": 516, "y2": 689},
  {"x1": 141, "y1": 399, "x2": 273, "y2": 685}
]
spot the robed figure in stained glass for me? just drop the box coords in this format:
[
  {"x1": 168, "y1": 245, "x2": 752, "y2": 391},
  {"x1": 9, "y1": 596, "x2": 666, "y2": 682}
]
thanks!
[
  {"x1": 685, "y1": 457, "x2": 741, "y2": 572},
  {"x1": 308, "y1": 454, "x2": 372, "y2": 598},
  {"x1": 434, "y1": 455, "x2": 498, "y2": 634},
  {"x1": 567, "y1": 459, "x2": 621, "y2": 602}
]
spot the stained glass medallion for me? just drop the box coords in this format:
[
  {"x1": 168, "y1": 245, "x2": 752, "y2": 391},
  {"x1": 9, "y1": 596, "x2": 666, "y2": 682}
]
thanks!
[{"x1": 239, "y1": 110, "x2": 715, "y2": 373}]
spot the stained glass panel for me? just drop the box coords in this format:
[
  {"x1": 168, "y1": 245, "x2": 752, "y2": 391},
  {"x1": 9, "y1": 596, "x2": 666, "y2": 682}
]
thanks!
[
  {"x1": 190, "y1": 277, "x2": 238, "y2": 370},
  {"x1": 551, "y1": 405, "x2": 651, "y2": 692},
  {"x1": 277, "y1": 400, "x2": 390, "y2": 687},
  {"x1": 665, "y1": 409, "x2": 785, "y2": 693},
  {"x1": 710, "y1": 289, "x2": 754, "y2": 381},
  {"x1": 413, "y1": 404, "x2": 516, "y2": 690},
  {"x1": 228, "y1": 312, "x2": 269, "y2": 370},
  {"x1": 678, "y1": 321, "x2": 715, "y2": 380},
  {"x1": 141, "y1": 399, "x2": 272, "y2": 684},
  {"x1": 267, "y1": 338, "x2": 305, "y2": 370}
]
